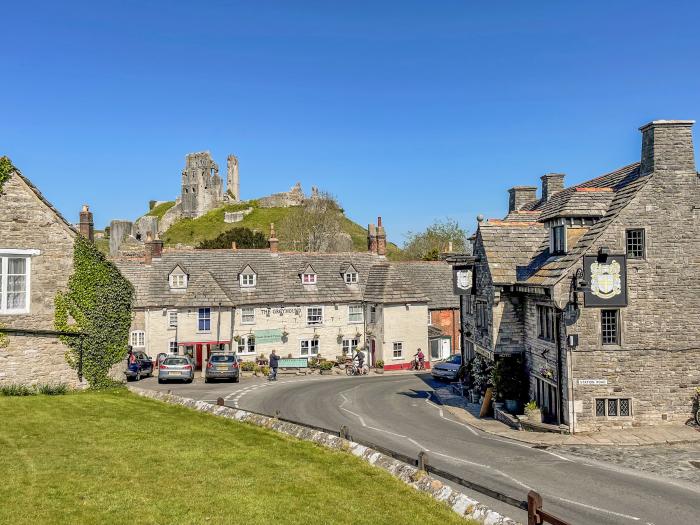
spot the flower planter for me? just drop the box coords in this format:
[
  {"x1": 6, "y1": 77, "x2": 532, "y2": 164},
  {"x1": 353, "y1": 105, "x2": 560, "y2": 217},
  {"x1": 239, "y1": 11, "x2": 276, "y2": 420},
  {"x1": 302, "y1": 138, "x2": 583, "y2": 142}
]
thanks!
[
  {"x1": 524, "y1": 408, "x2": 542, "y2": 422},
  {"x1": 374, "y1": 368, "x2": 384, "y2": 375}
]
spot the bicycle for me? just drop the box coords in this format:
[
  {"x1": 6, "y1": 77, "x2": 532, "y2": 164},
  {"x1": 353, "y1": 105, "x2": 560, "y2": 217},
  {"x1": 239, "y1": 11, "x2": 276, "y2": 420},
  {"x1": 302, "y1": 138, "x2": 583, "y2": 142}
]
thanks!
[
  {"x1": 345, "y1": 363, "x2": 368, "y2": 376},
  {"x1": 695, "y1": 387, "x2": 700, "y2": 427},
  {"x1": 409, "y1": 358, "x2": 425, "y2": 371}
]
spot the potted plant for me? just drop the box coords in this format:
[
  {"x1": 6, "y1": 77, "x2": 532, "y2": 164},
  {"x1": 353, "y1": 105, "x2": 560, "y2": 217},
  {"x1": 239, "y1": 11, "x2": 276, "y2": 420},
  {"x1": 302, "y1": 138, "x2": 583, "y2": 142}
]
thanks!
[
  {"x1": 319, "y1": 361, "x2": 333, "y2": 375},
  {"x1": 233, "y1": 334, "x2": 241, "y2": 343},
  {"x1": 281, "y1": 330, "x2": 289, "y2": 343},
  {"x1": 491, "y1": 354, "x2": 528, "y2": 414},
  {"x1": 312, "y1": 333, "x2": 320, "y2": 341},
  {"x1": 524, "y1": 400, "x2": 542, "y2": 422},
  {"x1": 374, "y1": 359, "x2": 385, "y2": 374},
  {"x1": 539, "y1": 366, "x2": 555, "y2": 381},
  {"x1": 337, "y1": 333, "x2": 344, "y2": 344}
]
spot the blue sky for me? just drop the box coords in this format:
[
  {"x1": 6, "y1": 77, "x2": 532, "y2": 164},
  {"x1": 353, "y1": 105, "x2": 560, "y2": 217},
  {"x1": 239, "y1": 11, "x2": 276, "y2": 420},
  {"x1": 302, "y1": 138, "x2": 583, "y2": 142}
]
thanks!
[{"x1": 2, "y1": 1, "x2": 699, "y2": 242}]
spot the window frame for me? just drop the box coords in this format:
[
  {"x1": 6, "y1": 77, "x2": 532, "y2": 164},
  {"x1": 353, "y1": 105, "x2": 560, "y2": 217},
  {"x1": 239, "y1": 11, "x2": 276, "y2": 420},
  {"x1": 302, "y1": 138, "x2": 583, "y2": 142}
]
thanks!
[
  {"x1": 302, "y1": 273, "x2": 317, "y2": 285},
  {"x1": 369, "y1": 305, "x2": 377, "y2": 324},
  {"x1": 537, "y1": 305, "x2": 556, "y2": 342},
  {"x1": 241, "y1": 307, "x2": 255, "y2": 325},
  {"x1": 475, "y1": 301, "x2": 488, "y2": 329},
  {"x1": 342, "y1": 338, "x2": 359, "y2": 355},
  {"x1": 237, "y1": 335, "x2": 256, "y2": 354},
  {"x1": 551, "y1": 225, "x2": 566, "y2": 255},
  {"x1": 198, "y1": 307, "x2": 211, "y2": 332},
  {"x1": 130, "y1": 330, "x2": 145, "y2": 348},
  {"x1": 625, "y1": 228, "x2": 646, "y2": 259},
  {"x1": 306, "y1": 306, "x2": 323, "y2": 326},
  {"x1": 392, "y1": 341, "x2": 403, "y2": 360},
  {"x1": 169, "y1": 341, "x2": 178, "y2": 354},
  {"x1": 601, "y1": 309, "x2": 620, "y2": 345},
  {"x1": 167, "y1": 310, "x2": 178, "y2": 329},
  {"x1": 344, "y1": 272, "x2": 358, "y2": 284},
  {"x1": 0, "y1": 255, "x2": 31, "y2": 314},
  {"x1": 348, "y1": 304, "x2": 363, "y2": 324},
  {"x1": 169, "y1": 273, "x2": 187, "y2": 289},
  {"x1": 240, "y1": 273, "x2": 257, "y2": 287},
  {"x1": 300, "y1": 339, "x2": 319, "y2": 357},
  {"x1": 427, "y1": 309, "x2": 432, "y2": 326},
  {"x1": 595, "y1": 397, "x2": 631, "y2": 418}
]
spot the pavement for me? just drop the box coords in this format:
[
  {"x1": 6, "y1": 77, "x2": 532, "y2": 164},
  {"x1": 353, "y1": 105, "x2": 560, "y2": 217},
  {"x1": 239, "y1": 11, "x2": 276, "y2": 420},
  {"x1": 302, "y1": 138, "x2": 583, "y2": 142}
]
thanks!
[{"x1": 134, "y1": 372, "x2": 700, "y2": 525}]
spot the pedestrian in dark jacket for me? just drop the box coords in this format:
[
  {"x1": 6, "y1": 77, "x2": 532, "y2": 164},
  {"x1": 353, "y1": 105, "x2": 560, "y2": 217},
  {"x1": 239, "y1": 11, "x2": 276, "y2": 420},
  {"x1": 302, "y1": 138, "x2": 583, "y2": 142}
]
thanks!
[{"x1": 269, "y1": 350, "x2": 280, "y2": 381}]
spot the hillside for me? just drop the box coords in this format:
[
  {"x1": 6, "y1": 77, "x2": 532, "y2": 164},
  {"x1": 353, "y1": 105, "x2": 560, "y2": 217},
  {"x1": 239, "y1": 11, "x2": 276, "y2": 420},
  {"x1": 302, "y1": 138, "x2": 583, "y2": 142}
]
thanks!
[{"x1": 149, "y1": 200, "x2": 400, "y2": 257}]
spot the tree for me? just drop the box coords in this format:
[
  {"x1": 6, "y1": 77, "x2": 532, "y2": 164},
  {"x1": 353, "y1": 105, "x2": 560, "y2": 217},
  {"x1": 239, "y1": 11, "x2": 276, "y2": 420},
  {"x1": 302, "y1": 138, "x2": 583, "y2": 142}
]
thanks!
[
  {"x1": 279, "y1": 192, "x2": 350, "y2": 252},
  {"x1": 402, "y1": 218, "x2": 470, "y2": 260},
  {"x1": 197, "y1": 227, "x2": 268, "y2": 249}
]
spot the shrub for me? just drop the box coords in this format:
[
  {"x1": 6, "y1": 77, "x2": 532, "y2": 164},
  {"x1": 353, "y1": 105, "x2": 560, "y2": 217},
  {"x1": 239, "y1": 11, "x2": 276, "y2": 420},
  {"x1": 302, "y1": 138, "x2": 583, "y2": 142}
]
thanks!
[
  {"x1": 472, "y1": 355, "x2": 492, "y2": 395},
  {"x1": 0, "y1": 384, "x2": 35, "y2": 396},
  {"x1": 240, "y1": 361, "x2": 256, "y2": 372},
  {"x1": 260, "y1": 366, "x2": 271, "y2": 376},
  {"x1": 375, "y1": 360, "x2": 384, "y2": 369},
  {"x1": 319, "y1": 361, "x2": 333, "y2": 371},
  {"x1": 525, "y1": 400, "x2": 538, "y2": 411},
  {"x1": 308, "y1": 357, "x2": 319, "y2": 368},
  {"x1": 491, "y1": 354, "x2": 529, "y2": 402},
  {"x1": 36, "y1": 383, "x2": 69, "y2": 396}
]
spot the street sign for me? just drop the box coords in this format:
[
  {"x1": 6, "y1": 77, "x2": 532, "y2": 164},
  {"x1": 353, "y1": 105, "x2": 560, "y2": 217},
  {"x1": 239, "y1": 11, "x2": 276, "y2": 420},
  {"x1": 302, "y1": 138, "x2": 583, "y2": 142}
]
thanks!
[
  {"x1": 453, "y1": 264, "x2": 474, "y2": 295},
  {"x1": 577, "y1": 379, "x2": 608, "y2": 385}
]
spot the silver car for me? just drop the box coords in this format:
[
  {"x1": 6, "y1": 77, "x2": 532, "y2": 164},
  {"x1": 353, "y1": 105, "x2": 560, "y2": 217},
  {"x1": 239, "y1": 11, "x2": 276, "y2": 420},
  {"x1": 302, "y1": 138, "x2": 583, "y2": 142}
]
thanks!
[
  {"x1": 158, "y1": 356, "x2": 194, "y2": 384},
  {"x1": 205, "y1": 353, "x2": 240, "y2": 383},
  {"x1": 430, "y1": 354, "x2": 462, "y2": 381}
]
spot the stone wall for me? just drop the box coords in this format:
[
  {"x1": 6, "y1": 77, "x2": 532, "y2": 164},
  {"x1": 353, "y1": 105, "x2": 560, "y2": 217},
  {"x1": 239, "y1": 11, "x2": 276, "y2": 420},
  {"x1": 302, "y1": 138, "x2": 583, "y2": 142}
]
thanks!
[
  {"x1": 257, "y1": 183, "x2": 305, "y2": 208},
  {"x1": 429, "y1": 309, "x2": 460, "y2": 353},
  {"x1": 0, "y1": 174, "x2": 80, "y2": 386}
]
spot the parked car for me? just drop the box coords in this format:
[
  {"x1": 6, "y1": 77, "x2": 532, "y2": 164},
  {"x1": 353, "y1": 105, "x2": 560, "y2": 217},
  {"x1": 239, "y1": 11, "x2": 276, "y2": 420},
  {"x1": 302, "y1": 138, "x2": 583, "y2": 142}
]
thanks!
[
  {"x1": 158, "y1": 356, "x2": 194, "y2": 384},
  {"x1": 205, "y1": 353, "x2": 240, "y2": 383},
  {"x1": 125, "y1": 350, "x2": 154, "y2": 381},
  {"x1": 430, "y1": 354, "x2": 462, "y2": 381}
]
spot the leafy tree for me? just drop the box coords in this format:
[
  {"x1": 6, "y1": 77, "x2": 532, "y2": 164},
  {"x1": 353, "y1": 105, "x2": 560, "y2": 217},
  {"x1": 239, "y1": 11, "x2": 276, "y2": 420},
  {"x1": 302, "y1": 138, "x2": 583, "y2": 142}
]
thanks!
[
  {"x1": 402, "y1": 218, "x2": 470, "y2": 260},
  {"x1": 0, "y1": 156, "x2": 16, "y2": 194},
  {"x1": 279, "y1": 192, "x2": 348, "y2": 252},
  {"x1": 197, "y1": 227, "x2": 268, "y2": 249},
  {"x1": 55, "y1": 236, "x2": 134, "y2": 387}
]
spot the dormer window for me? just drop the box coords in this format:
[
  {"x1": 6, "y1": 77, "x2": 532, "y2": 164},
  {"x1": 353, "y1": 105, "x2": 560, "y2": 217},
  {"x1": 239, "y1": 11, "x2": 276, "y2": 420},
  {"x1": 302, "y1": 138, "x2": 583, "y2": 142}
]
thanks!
[
  {"x1": 302, "y1": 273, "x2": 317, "y2": 285},
  {"x1": 239, "y1": 265, "x2": 257, "y2": 288},
  {"x1": 344, "y1": 272, "x2": 358, "y2": 284},
  {"x1": 551, "y1": 225, "x2": 566, "y2": 254},
  {"x1": 341, "y1": 263, "x2": 359, "y2": 284},
  {"x1": 169, "y1": 266, "x2": 188, "y2": 289}
]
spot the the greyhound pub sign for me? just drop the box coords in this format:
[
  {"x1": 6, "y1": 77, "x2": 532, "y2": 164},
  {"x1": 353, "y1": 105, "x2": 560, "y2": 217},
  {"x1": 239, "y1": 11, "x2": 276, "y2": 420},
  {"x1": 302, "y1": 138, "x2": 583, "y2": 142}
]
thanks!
[{"x1": 583, "y1": 254, "x2": 627, "y2": 307}]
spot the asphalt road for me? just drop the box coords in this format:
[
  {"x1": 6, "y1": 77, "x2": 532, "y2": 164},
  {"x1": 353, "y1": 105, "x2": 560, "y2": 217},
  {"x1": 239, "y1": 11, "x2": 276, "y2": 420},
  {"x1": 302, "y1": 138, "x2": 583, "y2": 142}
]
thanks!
[{"x1": 138, "y1": 373, "x2": 699, "y2": 524}]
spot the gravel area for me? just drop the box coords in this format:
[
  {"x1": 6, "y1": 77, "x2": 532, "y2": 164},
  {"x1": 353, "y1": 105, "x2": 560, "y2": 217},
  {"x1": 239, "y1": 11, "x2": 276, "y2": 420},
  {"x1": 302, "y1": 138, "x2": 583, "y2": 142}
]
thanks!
[{"x1": 551, "y1": 443, "x2": 700, "y2": 484}]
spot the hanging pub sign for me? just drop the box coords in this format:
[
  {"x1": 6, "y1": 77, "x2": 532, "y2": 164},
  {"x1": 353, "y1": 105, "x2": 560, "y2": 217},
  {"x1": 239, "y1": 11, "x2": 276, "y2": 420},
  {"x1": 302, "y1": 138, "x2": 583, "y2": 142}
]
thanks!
[
  {"x1": 582, "y1": 254, "x2": 627, "y2": 307},
  {"x1": 453, "y1": 264, "x2": 475, "y2": 295}
]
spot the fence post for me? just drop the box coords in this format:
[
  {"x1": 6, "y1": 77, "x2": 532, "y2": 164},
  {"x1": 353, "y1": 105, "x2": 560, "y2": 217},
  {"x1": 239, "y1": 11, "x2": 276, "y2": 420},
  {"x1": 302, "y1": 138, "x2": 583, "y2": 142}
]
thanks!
[
  {"x1": 527, "y1": 490, "x2": 542, "y2": 525},
  {"x1": 340, "y1": 425, "x2": 350, "y2": 440},
  {"x1": 217, "y1": 397, "x2": 225, "y2": 406},
  {"x1": 417, "y1": 451, "x2": 428, "y2": 472}
]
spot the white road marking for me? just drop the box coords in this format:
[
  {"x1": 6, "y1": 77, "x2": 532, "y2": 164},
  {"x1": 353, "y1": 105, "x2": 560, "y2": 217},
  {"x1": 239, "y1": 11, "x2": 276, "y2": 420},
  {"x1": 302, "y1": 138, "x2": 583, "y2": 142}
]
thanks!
[
  {"x1": 407, "y1": 438, "x2": 430, "y2": 452},
  {"x1": 340, "y1": 407, "x2": 367, "y2": 427},
  {"x1": 424, "y1": 392, "x2": 479, "y2": 436},
  {"x1": 365, "y1": 425, "x2": 406, "y2": 438},
  {"x1": 549, "y1": 495, "x2": 641, "y2": 521}
]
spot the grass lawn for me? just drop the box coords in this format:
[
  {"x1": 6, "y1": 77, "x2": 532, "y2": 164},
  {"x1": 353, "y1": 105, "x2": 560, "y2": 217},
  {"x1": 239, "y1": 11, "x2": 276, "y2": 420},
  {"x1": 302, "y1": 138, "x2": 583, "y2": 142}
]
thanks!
[{"x1": 0, "y1": 389, "x2": 474, "y2": 525}]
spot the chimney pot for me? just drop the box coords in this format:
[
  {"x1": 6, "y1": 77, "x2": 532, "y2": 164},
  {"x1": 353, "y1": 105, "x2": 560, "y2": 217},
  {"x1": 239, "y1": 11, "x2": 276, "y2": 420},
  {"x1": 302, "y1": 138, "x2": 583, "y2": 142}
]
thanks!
[
  {"x1": 376, "y1": 217, "x2": 387, "y2": 257},
  {"x1": 367, "y1": 223, "x2": 377, "y2": 253},
  {"x1": 78, "y1": 204, "x2": 94, "y2": 242},
  {"x1": 268, "y1": 222, "x2": 279, "y2": 253}
]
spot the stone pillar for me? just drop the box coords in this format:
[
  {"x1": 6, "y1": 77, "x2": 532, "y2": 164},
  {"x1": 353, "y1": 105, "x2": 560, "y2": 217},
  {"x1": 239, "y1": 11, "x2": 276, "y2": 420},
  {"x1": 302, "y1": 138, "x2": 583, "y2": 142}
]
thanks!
[
  {"x1": 268, "y1": 223, "x2": 279, "y2": 253},
  {"x1": 376, "y1": 216, "x2": 387, "y2": 256},
  {"x1": 227, "y1": 154, "x2": 240, "y2": 201},
  {"x1": 540, "y1": 173, "x2": 565, "y2": 202},
  {"x1": 201, "y1": 345, "x2": 209, "y2": 378},
  {"x1": 639, "y1": 120, "x2": 696, "y2": 175},
  {"x1": 367, "y1": 223, "x2": 377, "y2": 253},
  {"x1": 79, "y1": 204, "x2": 94, "y2": 242},
  {"x1": 508, "y1": 186, "x2": 538, "y2": 212}
]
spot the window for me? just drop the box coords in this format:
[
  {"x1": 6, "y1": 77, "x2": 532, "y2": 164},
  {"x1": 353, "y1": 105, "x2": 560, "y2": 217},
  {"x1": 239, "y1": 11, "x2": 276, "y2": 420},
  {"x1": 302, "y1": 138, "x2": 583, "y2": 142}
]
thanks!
[
  {"x1": 344, "y1": 272, "x2": 358, "y2": 284},
  {"x1": 476, "y1": 302, "x2": 488, "y2": 329},
  {"x1": 130, "y1": 331, "x2": 145, "y2": 348},
  {"x1": 626, "y1": 229, "x2": 645, "y2": 259},
  {"x1": 306, "y1": 306, "x2": 323, "y2": 325},
  {"x1": 240, "y1": 273, "x2": 256, "y2": 287},
  {"x1": 302, "y1": 273, "x2": 317, "y2": 285},
  {"x1": 198, "y1": 308, "x2": 211, "y2": 332},
  {"x1": 601, "y1": 309, "x2": 619, "y2": 345},
  {"x1": 300, "y1": 339, "x2": 319, "y2": 356},
  {"x1": 0, "y1": 256, "x2": 30, "y2": 313},
  {"x1": 427, "y1": 310, "x2": 432, "y2": 325},
  {"x1": 552, "y1": 225, "x2": 566, "y2": 254},
  {"x1": 241, "y1": 307, "x2": 255, "y2": 324},
  {"x1": 392, "y1": 342, "x2": 403, "y2": 359},
  {"x1": 595, "y1": 398, "x2": 631, "y2": 417},
  {"x1": 369, "y1": 305, "x2": 377, "y2": 323},
  {"x1": 348, "y1": 304, "x2": 363, "y2": 324},
  {"x1": 465, "y1": 295, "x2": 474, "y2": 315},
  {"x1": 170, "y1": 273, "x2": 187, "y2": 289},
  {"x1": 237, "y1": 335, "x2": 255, "y2": 354},
  {"x1": 342, "y1": 338, "x2": 359, "y2": 355},
  {"x1": 167, "y1": 310, "x2": 178, "y2": 328},
  {"x1": 537, "y1": 305, "x2": 556, "y2": 342},
  {"x1": 169, "y1": 341, "x2": 178, "y2": 353}
]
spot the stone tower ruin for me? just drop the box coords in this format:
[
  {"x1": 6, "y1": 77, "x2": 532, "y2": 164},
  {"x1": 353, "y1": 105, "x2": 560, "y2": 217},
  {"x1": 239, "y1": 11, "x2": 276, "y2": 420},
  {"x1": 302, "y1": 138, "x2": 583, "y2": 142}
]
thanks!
[
  {"x1": 226, "y1": 154, "x2": 240, "y2": 202},
  {"x1": 180, "y1": 151, "x2": 224, "y2": 218}
]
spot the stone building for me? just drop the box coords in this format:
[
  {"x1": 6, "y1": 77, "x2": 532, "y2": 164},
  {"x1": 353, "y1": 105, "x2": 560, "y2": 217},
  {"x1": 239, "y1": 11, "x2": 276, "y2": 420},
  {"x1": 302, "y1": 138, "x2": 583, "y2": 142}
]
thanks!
[
  {"x1": 461, "y1": 120, "x2": 700, "y2": 432},
  {"x1": 114, "y1": 221, "x2": 458, "y2": 371},
  {"x1": 180, "y1": 151, "x2": 224, "y2": 219},
  {"x1": 0, "y1": 166, "x2": 84, "y2": 386}
]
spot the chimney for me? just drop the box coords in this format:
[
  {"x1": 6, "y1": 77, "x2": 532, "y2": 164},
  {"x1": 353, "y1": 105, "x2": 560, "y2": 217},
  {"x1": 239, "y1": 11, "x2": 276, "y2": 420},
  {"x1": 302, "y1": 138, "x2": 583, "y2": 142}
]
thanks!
[
  {"x1": 79, "y1": 204, "x2": 94, "y2": 242},
  {"x1": 639, "y1": 120, "x2": 696, "y2": 175},
  {"x1": 376, "y1": 216, "x2": 387, "y2": 256},
  {"x1": 507, "y1": 186, "x2": 538, "y2": 212},
  {"x1": 367, "y1": 223, "x2": 377, "y2": 253},
  {"x1": 231, "y1": 241, "x2": 237, "y2": 251},
  {"x1": 268, "y1": 223, "x2": 279, "y2": 253},
  {"x1": 144, "y1": 231, "x2": 163, "y2": 265},
  {"x1": 541, "y1": 173, "x2": 565, "y2": 202}
]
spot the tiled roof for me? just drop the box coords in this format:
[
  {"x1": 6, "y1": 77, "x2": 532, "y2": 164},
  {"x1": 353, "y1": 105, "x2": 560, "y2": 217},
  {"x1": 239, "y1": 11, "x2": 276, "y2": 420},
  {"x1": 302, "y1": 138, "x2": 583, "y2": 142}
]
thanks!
[
  {"x1": 538, "y1": 188, "x2": 615, "y2": 221},
  {"x1": 115, "y1": 251, "x2": 454, "y2": 308}
]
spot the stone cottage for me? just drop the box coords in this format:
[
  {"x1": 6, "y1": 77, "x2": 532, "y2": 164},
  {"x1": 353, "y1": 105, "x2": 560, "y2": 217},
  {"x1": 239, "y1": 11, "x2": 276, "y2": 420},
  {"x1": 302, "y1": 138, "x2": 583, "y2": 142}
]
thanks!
[
  {"x1": 0, "y1": 163, "x2": 90, "y2": 386},
  {"x1": 461, "y1": 120, "x2": 700, "y2": 432}
]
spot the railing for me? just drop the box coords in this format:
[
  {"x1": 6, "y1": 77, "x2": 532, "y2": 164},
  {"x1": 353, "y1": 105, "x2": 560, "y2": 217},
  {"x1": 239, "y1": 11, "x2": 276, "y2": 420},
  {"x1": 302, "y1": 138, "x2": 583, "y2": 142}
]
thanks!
[{"x1": 527, "y1": 491, "x2": 571, "y2": 525}]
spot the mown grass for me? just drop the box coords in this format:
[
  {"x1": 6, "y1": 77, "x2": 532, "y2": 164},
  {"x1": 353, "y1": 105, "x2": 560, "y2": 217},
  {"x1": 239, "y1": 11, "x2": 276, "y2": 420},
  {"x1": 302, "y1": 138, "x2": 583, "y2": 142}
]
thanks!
[
  {"x1": 0, "y1": 389, "x2": 472, "y2": 525},
  {"x1": 146, "y1": 200, "x2": 176, "y2": 220}
]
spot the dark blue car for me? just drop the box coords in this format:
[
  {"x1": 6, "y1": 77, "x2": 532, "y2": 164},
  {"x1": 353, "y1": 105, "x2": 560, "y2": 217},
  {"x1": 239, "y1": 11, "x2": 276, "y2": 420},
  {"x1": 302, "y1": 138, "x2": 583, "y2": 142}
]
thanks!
[{"x1": 125, "y1": 350, "x2": 154, "y2": 381}]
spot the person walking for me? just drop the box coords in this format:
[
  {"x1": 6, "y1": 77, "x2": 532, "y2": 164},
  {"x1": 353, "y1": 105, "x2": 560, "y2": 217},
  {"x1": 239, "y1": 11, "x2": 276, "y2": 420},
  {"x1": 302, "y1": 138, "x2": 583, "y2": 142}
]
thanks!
[
  {"x1": 353, "y1": 349, "x2": 365, "y2": 374},
  {"x1": 269, "y1": 349, "x2": 280, "y2": 381}
]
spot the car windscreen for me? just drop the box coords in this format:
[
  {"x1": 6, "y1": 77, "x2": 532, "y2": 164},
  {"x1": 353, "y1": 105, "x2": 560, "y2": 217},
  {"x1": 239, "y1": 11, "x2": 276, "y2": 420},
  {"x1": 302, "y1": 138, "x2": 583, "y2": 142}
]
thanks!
[
  {"x1": 163, "y1": 358, "x2": 189, "y2": 366},
  {"x1": 448, "y1": 355, "x2": 462, "y2": 364},
  {"x1": 210, "y1": 355, "x2": 235, "y2": 363}
]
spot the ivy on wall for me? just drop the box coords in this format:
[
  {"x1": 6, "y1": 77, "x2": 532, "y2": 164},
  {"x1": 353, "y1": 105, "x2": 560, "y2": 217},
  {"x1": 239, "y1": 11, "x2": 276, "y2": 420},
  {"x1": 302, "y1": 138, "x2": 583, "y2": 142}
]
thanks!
[
  {"x1": 0, "y1": 156, "x2": 15, "y2": 194},
  {"x1": 55, "y1": 235, "x2": 134, "y2": 387},
  {"x1": 0, "y1": 323, "x2": 8, "y2": 349}
]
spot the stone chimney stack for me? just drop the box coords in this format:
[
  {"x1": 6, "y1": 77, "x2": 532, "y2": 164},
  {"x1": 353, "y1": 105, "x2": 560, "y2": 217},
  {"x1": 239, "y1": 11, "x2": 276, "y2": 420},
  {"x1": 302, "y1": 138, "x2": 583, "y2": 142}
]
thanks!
[
  {"x1": 367, "y1": 223, "x2": 377, "y2": 253},
  {"x1": 639, "y1": 120, "x2": 696, "y2": 175},
  {"x1": 508, "y1": 186, "x2": 538, "y2": 212},
  {"x1": 268, "y1": 223, "x2": 279, "y2": 254},
  {"x1": 79, "y1": 204, "x2": 94, "y2": 242},
  {"x1": 144, "y1": 231, "x2": 163, "y2": 265},
  {"x1": 227, "y1": 154, "x2": 240, "y2": 201},
  {"x1": 231, "y1": 241, "x2": 237, "y2": 251},
  {"x1": 376, "y1": 216, "x2": 387, "y2": 256},
  {"x1": 541, "y1": 173, "x2": 565, "y2": 202}
]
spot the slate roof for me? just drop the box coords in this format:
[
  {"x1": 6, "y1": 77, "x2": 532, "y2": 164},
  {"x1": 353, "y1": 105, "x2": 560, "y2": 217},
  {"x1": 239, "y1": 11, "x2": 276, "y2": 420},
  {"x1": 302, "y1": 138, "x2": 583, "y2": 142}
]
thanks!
[
  {"x1": 476, "y1": 162, "x2": 650, "y2": 288},
  {"x1": 115, "y1": 251, "x2": 454, "y2": 309}
]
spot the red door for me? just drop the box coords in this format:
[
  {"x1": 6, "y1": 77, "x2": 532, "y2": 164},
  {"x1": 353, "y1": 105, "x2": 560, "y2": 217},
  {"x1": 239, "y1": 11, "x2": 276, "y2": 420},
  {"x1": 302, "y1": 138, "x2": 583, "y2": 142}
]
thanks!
[{"x1": 195, "y1": 344, "x2": 203, "y2": 370}]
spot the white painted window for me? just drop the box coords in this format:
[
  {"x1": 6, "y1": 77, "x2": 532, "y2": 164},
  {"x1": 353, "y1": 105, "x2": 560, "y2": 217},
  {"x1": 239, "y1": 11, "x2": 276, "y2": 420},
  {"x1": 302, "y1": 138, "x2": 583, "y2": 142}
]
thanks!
[
  {"x1": 300, "y1": 339, "x2": 319, "y2": 356},
  {"x1": 348, "y1": 304, "x2": 363, "y2": 324},
  {"x1": 302, "y1": 273, "x2": 317, "y2": 285},
  {"x1": 237, "y1": 335, "x2": 256, "y2": 354},
  {"x1": 369, "y1": 305, "x2": 377, "y2": 323},
  {"x1": 169, "y1": 273, "x2": 187, "y2": 289},
  {"x1": 240, "y1": 273, "x2": 256, "y2": 287},
  {"x1": 130, "y1": 331, "x2": 145, "y2": 348},
  {"x1": 342, "y1": 338, "x2": 359, "y2": 355},
  {"x1": 0, "y1": 255, "x2": 30, "y2": 314},
  {"x1": 241, "y1": 307, "x2": 255, "y2": 324},
  {"x1": 306, "y1": 306, "x2": 323, "y2": 325},
  {"x1": 392, "y1": 342, "x2": 403, "y2": 359},
  {"x1": 344, "y1": 272, "x2": 358, "y2": 284},
  {"x1": 198, "y1": 308, "x2": 211, "y2": 332},
  {"x1": 169, "y1": 341, "x2": 178, "y2": 353},
  {"x1": 427, "y1": 310, "x2": 432, "y2": 326},
  {"x1": 167, "y1": 310, "x2": 178, "y2": 328}
]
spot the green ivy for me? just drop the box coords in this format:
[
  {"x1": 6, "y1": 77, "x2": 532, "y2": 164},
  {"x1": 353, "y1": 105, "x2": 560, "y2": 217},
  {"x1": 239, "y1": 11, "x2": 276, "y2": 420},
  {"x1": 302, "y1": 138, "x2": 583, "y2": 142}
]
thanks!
[
  {"x1": 0, "y1": 323, "x2": 8, "y2": 349},
  {"x1": 55, "y1": 236, "x2": 134, "y2": 388},
  {"x1": 0, "y1": 156, "x2": 15, "y2": 194}
]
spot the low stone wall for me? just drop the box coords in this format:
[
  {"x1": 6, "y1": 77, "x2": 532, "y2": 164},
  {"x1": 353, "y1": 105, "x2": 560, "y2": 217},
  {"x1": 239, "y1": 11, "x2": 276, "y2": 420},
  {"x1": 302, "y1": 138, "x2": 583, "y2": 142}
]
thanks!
[
  {"x1": 130, "y1": 387, "x2": 519, "y2": 525},
  {"x1": 0, "y1": 334, "x2": 80, "y2": 387}
]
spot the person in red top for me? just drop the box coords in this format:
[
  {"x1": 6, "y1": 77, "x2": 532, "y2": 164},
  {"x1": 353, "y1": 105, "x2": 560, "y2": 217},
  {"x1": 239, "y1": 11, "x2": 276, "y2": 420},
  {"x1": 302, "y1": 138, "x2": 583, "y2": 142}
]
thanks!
[{"x1": 414, "y1": 349, "x2": 425, "y2": 370}]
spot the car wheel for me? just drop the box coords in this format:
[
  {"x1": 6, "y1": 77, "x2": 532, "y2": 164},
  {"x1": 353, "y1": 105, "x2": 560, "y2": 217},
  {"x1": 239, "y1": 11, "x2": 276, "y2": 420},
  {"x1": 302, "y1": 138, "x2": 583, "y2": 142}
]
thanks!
[
  {"x1": 157, "y1": 378, "x2": 164, "y2": 384},
  {"x1": 204, "y1": 377, "x2": 209, "y2": 383},
  {"x1": 233, "y1": 376, "x2": 239, "y2": 383}
]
